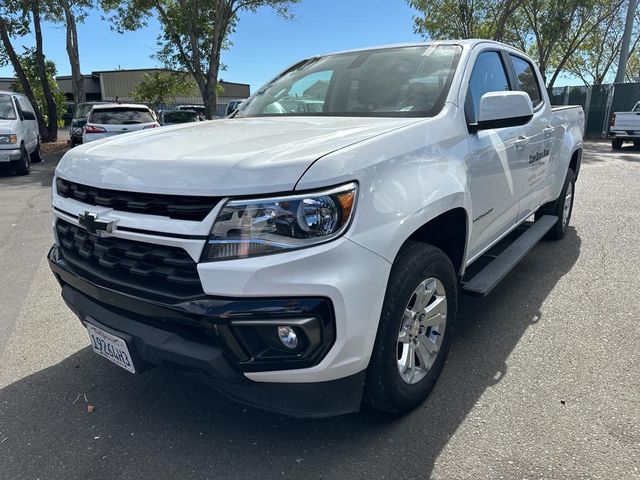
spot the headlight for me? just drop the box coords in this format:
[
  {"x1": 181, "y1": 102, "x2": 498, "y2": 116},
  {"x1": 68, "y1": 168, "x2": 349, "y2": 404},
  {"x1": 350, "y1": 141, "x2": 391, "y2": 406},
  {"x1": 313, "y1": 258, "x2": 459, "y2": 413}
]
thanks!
[
  {"x1": 0, "y1": 134, "x2": 17, "y2": 145},
  {"x1": 201, "y1": 182, "x2": 358, "y2": 261}
]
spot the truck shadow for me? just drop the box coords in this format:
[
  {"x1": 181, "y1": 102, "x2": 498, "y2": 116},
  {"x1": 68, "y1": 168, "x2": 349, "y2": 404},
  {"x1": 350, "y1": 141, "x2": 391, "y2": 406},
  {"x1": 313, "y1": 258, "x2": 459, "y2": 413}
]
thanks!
[{"x1": 0, "y1": 229, "x2": 581, "y2": 479}]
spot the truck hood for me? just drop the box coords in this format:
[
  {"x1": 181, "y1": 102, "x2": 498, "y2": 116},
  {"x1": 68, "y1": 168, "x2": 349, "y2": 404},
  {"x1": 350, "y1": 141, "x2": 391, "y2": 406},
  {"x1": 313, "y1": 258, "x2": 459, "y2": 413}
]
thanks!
[{"x1": 56, "y1": 116, "x2": 420, "y2": 196}]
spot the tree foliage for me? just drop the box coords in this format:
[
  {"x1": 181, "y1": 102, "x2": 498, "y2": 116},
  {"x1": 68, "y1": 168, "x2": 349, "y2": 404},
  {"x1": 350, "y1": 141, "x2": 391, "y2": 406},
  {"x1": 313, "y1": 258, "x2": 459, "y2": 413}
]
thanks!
[
  {"x1": 409, "y1": 0, "x2": 631, "y2": 87},
  {"x1": 132, "y1": 70, "x2": 206, "y2": 107},
  {"x1": 101, "y1": 0, "x2": 300, "y2": 118},
  {"x1": 11, "y1": 48, "x2": 67, "y2": 118}
]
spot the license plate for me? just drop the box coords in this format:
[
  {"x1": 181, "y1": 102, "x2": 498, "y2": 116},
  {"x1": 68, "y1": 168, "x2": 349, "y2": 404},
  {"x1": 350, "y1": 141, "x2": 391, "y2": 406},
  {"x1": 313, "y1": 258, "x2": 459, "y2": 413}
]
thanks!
[
  {"x1": 0, "y1": 153, "x2": 10, "y2": 162},
  {"x1": 86, "y1": 323, "x2": 136, "y2": 373}
]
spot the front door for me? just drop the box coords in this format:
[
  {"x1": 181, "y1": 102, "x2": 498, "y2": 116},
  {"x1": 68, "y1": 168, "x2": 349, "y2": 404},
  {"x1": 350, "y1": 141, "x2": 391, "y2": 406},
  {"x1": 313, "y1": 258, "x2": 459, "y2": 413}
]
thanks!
[{"x1": 464, "y1": 50, "x2": 521, "y2": 260}]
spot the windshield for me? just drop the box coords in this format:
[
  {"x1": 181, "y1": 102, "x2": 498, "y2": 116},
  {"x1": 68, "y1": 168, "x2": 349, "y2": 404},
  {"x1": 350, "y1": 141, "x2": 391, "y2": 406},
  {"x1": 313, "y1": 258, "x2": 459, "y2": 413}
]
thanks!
[
  {"x1": 164, "y1": 111, "x2": 199, "y2": 123},
  {"x1": 0, "y1": 94, "x2": 17, "y2": 120},
  {"x1": 238, "y1": 45, "x2": 462, "y2": 118},
  {"x1": 74, "y1": 103, "x2": 98, "y2": 119},
  {"x1": 89, "y1": 107, "x2": 155, "y2": 125}
]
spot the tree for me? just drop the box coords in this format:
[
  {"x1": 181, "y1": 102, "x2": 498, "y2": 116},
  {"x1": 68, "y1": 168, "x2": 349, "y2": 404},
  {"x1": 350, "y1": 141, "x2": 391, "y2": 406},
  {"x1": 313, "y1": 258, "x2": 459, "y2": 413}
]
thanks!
[
  {"x1": 132, "y1": 70, "x2": 205, "y2": 108},
  {"x1": 408, "y1": 0, "x2": 525, "y2": 41},
  {"x1": 101, "y1": 0, "x2": 300, "y2": 119},
  {"x1": 12, "y1": 48, "x2": 67, "y2": 120},
  {"x1": 565, "y1": 6, "x2": 640, "y2": 85},
  {"x1": 512, "y1": 0, "x2": 625, "y2": 87},
  {"x1": 30, "y1": 0, "x2": 58, "y2": 140},
  {"x1": 0, "y1": 4, "x2": 49, "y2": 140},
  {"x1": 46, "y1": 0, "x2": 93, "y2": 104}
]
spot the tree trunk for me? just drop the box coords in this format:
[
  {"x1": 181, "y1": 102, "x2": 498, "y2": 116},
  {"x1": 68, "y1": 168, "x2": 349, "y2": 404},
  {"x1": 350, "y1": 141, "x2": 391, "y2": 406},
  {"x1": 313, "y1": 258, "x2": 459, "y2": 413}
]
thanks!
[
  {"x1": 0, "y1": 17, "x2": 48, "y2": 139},
  {"x1": 31, "y1": 0, "x2": 58, "y2": 142},
  {"x1": 61, "y1": 0, "x2": 85, "y2": 104}
]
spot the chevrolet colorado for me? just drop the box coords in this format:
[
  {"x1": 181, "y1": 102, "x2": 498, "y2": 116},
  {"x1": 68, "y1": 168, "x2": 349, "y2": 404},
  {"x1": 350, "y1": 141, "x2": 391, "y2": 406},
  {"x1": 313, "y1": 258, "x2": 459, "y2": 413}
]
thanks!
[{"x1": 48, "y1": 40, "x2": 583, "y2": 417}]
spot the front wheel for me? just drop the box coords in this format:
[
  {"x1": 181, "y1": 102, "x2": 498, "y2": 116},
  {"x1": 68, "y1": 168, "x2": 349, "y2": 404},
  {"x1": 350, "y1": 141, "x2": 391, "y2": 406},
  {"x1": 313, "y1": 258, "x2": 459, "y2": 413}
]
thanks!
[
  {"x1": 12, "y1": 146, "x2": 30, "y2": 175},
  {"x1": 365, "y1": 242, "x2": 457, "y2": 414},
  {"x1": 612, "y1": 139, "x2": 623, "y2": 150}
]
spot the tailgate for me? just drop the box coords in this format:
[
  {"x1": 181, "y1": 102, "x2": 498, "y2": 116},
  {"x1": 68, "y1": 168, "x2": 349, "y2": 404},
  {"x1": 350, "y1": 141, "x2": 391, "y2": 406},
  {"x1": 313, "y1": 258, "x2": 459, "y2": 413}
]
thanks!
[{"x1": 612, "y1": 112, "x2": 640, "y2": 131}]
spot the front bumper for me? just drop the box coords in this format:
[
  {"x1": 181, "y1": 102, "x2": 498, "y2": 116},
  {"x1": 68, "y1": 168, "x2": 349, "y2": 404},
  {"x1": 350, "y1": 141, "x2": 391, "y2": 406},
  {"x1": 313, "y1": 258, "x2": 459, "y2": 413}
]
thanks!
[
  {"x1": 0, "y1": 148, "x2": 21, "y2": 162},
  {"x1": 49, "y1": 245, "x2": 369, "y2": 417}
]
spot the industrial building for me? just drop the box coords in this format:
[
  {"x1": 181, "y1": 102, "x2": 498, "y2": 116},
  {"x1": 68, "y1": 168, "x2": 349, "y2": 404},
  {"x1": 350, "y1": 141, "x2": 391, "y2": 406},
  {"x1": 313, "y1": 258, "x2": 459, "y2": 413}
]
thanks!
[{"x1": 0, "y1": 68, "x2": 250, "y2": 116}]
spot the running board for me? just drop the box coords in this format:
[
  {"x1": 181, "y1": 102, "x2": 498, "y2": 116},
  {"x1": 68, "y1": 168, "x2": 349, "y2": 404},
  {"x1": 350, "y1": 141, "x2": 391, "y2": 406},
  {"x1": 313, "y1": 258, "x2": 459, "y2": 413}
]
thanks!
[{"x1": 462, "y1": 215, "x2": 558, "y2": 297}]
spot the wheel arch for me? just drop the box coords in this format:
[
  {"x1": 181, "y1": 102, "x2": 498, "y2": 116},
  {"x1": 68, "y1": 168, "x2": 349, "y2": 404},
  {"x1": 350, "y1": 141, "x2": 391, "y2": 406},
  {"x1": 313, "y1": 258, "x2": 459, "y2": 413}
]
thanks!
[
  {"x1": 397, "y1": 207, "x2": 469, "y2": 276},
  {"x1": 569, "y1": 148, "x2": 582, "y2": 180}
]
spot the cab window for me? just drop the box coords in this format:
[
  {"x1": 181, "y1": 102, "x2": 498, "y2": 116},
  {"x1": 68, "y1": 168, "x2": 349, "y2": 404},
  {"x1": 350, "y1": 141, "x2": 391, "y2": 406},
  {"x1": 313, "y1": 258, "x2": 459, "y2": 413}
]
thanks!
[
  {"x1": 465, "y1": 51, "x2": 511, "y2": 124},
  {"x1": 509, "y1": 55, "x2": 543, "y2": 108}
]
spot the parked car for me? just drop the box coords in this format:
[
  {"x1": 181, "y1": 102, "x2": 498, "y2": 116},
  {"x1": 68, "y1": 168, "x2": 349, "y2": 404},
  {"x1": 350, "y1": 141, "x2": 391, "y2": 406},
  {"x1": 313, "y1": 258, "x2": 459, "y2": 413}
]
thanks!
[
  {"x1": 608, "y1": 101, "x2": 640, "y2": 149},
  {"x1": 176, "y1": 104, "x2": 206, "y2": 119},
  {"x1": 159, "y1": 109, "x2": 200, "y2": 126},
  {"x1": 68, "y1": 101, "x2": 109, "y2": 147},
  {"x1": 82, "y1": 103, "x2": 159, "y2": 144},
  {"x1": 49, "y1": 40, "x2": 583, "y2": 417},
  {"x1": 0, "y1": 90, "x2": 41, "y2": 175},
  {"x1": 225, "y1": 99, "x2": 244, "y2": 116}
]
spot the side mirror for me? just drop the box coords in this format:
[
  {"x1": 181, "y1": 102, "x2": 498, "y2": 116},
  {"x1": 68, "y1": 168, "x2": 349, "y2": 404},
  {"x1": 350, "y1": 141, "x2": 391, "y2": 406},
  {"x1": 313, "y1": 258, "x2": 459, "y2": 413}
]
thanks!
[
  {"x1": 470, "y1": 91, "x2": 533, "y2": 132},
  {"x1": 22, "y1": 110, "x2": 36, "y2": 121}
]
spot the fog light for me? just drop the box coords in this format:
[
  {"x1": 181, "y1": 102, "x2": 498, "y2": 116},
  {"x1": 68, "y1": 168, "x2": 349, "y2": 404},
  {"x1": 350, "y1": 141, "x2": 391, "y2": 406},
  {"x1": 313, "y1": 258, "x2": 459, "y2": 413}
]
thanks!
[{"x1": 277, "y1": 326, "x2": 298, "y2": 349}]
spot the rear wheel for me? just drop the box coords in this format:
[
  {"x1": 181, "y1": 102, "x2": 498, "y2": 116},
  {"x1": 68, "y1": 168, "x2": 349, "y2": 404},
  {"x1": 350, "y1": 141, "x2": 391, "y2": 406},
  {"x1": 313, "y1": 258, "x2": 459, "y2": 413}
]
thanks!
[
  {"x1": 365, "y1": 242, "x2": 457, "y2": 414},
  {"x1": 12, "y1": 145, "x2": 30, "y2": 176},
  {"x1": 612, "y1": 139, "x2": 623, "y2": 150},
  {"x1": 536, "y1": 168, "x2": 575, "y2": 240}
]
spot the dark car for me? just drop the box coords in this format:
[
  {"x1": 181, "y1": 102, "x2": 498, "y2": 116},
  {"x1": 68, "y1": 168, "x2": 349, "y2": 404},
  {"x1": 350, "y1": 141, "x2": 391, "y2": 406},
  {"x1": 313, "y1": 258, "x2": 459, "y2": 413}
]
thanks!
[
  {"x1": 68, "y1": 102, "x2": 108, "y2": 147},
  {"x1": 159, "y1": 109, "x2": 201, "y2": 126},
  {"x1": 176, "y1": 104, "x2": 206, "y2": 120},
  {"x1": 226, "y1": 100, "x2": 244, "y2": 116}
]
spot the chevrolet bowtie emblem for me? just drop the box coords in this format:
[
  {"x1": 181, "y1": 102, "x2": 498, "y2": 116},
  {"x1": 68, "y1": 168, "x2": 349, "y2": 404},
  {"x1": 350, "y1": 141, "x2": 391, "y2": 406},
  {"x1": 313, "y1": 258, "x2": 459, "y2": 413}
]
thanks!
[{"x1": 78, "y1": 211, "x2": 116, "y2": 237}]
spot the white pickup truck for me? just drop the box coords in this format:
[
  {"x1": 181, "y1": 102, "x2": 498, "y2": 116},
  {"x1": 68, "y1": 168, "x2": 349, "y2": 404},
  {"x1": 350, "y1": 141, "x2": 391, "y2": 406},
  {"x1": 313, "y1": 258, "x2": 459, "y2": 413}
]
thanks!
[
  {"x1": 609, "y1": 101, "x2": 640, "y2": 149},
  {"x1": 49, "y1": 40, "x2": 583, "y2": 417}
]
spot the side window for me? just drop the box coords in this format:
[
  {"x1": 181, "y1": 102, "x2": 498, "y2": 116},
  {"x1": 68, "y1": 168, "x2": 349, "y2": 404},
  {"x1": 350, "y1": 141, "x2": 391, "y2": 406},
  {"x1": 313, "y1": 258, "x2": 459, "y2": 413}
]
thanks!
[
  {"x1": 509, "y1": 55, "x2": 543, "y2": 108},
  {"x1": 18, "y1": 97, "x2": 35, "y2": 116},
  {"x1": 13, "y1": 97, "x2": 24, "y2": 121},
  {"x1": 466, "y1": 51, "x2": 511, "y2": 123}
]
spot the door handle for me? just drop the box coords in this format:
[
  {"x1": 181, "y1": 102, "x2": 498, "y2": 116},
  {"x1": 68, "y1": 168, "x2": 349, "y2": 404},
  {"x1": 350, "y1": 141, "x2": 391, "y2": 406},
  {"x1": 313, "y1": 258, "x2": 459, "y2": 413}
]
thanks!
[
  {"x1": 544, "y1": 126, "x2": 554, "y2": 138},
  {"x1": 515, "y1": 135, "x2": 529, "y2": 150}
]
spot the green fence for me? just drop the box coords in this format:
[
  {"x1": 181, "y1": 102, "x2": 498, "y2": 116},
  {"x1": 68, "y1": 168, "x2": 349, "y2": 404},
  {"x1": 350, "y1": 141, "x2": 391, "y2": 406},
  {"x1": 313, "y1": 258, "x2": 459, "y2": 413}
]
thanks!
[{"x1": 547, "y1": 82, "x2": 640, "y2": 138}]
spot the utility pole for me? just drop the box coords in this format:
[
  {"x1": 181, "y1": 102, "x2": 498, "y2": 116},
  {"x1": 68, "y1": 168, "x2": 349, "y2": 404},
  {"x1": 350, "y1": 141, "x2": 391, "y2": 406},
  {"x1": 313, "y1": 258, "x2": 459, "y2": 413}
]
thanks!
[{"x1": 615, "y1": 0, "x2": 639, "y2": 83}]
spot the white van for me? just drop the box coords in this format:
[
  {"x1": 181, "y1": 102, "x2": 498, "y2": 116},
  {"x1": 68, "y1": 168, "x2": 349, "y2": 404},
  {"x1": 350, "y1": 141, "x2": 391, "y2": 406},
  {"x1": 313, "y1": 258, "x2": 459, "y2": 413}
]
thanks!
[{"x1": 0, "y1": 91, "x2": 41, "y2": 175}]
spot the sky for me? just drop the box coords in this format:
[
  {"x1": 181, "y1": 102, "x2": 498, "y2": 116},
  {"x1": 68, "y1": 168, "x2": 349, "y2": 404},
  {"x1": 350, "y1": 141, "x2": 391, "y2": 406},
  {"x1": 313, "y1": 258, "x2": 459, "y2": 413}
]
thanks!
[{"x1": 0, "y1": 0, "x2": 427, "y2": 90}]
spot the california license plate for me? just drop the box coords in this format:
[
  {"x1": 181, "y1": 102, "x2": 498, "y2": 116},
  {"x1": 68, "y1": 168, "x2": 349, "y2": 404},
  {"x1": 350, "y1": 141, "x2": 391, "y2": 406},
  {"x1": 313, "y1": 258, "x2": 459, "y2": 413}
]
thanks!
[
  {"x1": 0, "y1": 153, "x2": 10, "y2": 162},
  {"x1": 86, "y1": 323, "x2": 136, "y2": 373}
]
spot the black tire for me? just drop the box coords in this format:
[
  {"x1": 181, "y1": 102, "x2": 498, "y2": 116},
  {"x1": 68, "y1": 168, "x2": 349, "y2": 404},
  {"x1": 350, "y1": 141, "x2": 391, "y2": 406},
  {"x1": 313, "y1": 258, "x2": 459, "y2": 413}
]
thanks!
[
  {"x1": 365, "y1": 242, "x2": 458, "y2": 414},
  {"x1": 634, "y1": 140, "x2": 640, "y2": 148},
  {"x1": 30, "y1": 142, "x2": 42, "y2": 163},
  {"x1": 535, "y1": 168, "x2": 575, "y2": 240},
  {"x1": 612, "y1": 139, "x2": 623, "y2": 150},
  {"x1": 12, "y1": 145, "x2": 30, "y2": 176}
]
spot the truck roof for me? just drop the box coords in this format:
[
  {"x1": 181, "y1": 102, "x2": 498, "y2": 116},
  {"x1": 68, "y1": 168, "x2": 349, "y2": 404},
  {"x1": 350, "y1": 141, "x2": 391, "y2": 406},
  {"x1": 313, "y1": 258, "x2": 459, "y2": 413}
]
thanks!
[{"x1": 320, "y1": 39, "x2": 516, "y2": 58}]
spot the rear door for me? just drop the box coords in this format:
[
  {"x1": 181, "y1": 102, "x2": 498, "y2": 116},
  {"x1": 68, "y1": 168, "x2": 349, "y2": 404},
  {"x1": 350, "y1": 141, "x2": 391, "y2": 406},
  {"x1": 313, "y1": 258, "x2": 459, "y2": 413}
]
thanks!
[
  {"x1": 506, "y1": 54, "x2": 552, "y2": 221},
  {"x1": 464, "y1": 49, "x2": 522, "y2": 260}
]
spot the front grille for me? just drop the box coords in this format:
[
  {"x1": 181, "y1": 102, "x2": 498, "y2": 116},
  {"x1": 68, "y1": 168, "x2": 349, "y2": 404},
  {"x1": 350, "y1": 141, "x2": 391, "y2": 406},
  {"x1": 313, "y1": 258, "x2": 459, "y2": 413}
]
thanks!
[
  {"x1": 56, "y1": 219, "x2": 203, "y2": 301},
  {"x1": 56, "y1": 177, "x2": 220, "y2": 221}
]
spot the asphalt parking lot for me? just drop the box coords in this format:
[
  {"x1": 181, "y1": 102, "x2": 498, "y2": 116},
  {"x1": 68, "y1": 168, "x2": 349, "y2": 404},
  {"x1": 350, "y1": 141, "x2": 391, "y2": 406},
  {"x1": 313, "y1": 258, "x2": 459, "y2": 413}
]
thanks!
[{"x1": 0, "y1": 141, "x2": 638, "y2": 480}]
